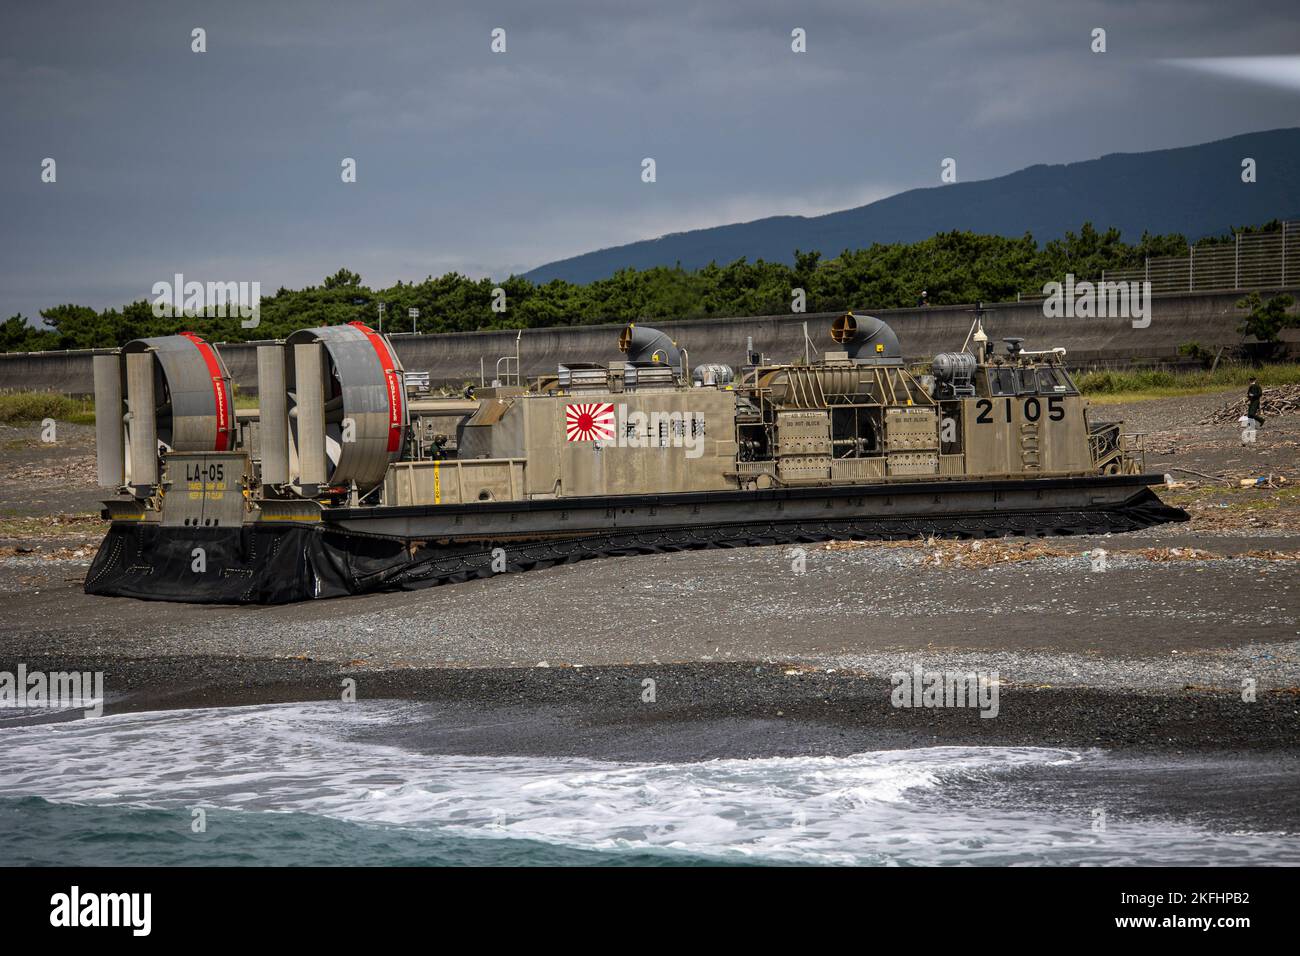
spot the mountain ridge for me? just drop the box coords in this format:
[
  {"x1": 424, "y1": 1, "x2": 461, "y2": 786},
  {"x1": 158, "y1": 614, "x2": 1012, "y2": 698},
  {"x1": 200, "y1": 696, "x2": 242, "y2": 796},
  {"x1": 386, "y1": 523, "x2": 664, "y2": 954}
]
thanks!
[{"x1": 522, "y1": 128, "x2": 1300, "y2": 284}]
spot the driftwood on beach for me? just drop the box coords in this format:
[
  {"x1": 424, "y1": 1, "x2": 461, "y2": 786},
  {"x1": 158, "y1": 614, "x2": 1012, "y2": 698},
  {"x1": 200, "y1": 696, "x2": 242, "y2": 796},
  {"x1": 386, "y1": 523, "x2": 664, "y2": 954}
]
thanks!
[{"x1": 1199, "y1": 383, "x2": 1300, "y2": 425}]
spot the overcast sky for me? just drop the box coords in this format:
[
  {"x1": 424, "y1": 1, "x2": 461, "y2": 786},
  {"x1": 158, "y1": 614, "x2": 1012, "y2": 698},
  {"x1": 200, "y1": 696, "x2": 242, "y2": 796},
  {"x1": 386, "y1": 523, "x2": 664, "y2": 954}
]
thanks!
[{"x1": 3, "y1": 0, "x2": 1298, "y2": 321}]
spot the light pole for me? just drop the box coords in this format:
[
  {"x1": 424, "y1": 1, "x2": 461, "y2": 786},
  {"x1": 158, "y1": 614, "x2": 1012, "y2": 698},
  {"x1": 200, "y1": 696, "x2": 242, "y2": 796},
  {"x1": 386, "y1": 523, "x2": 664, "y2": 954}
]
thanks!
[{"x1": 409, "y1": 307, "x2": 420, "y2": 334}]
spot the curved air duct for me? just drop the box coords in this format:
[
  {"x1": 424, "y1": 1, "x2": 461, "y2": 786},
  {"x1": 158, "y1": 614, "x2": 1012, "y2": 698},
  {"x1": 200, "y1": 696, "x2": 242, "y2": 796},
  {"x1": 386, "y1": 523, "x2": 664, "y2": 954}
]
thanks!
[
  {"x1": 830, "y1": 312, "x2": 902, "y2": 364},
  {"x1": 284, "y1": 322, "x2": 407, "y2": 495},
  {"x1": 618, "y1": 323, "x2": 681, "y2": 369},
  {"x1": 121, "y1": 333, "x2": 236, "y2": 451},
  {"x1": 94, "y1": 333, "x2": 236, "y2": 493}
]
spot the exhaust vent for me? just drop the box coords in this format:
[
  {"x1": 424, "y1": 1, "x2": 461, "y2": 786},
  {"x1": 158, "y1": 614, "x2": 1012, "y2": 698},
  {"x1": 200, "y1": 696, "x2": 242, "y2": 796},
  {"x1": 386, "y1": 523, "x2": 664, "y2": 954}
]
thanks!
[
  {"x1": 618, "y1": 323, "x2": 681, "y2": 369},
  {"x1": 830, "y1": 312, "x2": 902, "y2": 364}
]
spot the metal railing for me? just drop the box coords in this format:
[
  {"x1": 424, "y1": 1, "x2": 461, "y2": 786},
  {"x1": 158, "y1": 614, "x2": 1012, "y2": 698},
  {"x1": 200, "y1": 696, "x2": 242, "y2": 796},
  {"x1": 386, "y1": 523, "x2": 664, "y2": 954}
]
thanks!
[
  {"x1": 1020, "y1": 220, "x2": 1299, "y2": 300},
  {"x1": 1104, "y1": 222, "x2": 1299, "y2": 292}
]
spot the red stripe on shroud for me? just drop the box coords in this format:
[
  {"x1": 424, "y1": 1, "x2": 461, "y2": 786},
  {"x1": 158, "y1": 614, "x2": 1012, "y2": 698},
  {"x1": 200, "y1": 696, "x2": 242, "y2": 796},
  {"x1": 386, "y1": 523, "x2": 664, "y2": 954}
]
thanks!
[
  {"x1": 348, "y1": 322, "x2": 404, "y2": 452},
  {"x1": 179, "y1": 332, "x2": 231, "y2": 451}
]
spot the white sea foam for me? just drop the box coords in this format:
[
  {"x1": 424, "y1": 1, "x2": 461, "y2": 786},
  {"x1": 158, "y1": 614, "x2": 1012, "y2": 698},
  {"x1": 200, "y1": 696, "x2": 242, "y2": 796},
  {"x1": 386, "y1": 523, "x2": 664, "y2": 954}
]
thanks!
[{"x1": 0, "y1": 701, "x2": 1294, "y2": 865}]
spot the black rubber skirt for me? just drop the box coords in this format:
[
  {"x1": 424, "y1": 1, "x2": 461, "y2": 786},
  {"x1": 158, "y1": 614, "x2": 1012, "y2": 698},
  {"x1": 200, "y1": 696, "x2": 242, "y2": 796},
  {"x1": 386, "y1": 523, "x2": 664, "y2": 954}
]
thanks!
[{"x1": 83, "y1": 488, "x2": 1188, "y2": 605}]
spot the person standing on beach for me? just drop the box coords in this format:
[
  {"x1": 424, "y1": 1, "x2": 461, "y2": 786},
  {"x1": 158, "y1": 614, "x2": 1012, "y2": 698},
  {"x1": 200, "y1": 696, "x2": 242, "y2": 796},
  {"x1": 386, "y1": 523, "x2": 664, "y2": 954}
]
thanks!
[{"x1": 1246, "y1": 378, "x2": 1263, "y2": 427}]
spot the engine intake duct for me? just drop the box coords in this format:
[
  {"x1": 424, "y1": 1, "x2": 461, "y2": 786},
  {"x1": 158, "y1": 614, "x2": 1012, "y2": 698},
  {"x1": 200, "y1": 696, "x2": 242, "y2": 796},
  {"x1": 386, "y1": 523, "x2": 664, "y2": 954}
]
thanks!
[
  {"x1": 618, "y1": 323, "x2": 681, "y2": 369},
  {"x1": 830, "y1": 312, "x2": 902, "y2": 364}
]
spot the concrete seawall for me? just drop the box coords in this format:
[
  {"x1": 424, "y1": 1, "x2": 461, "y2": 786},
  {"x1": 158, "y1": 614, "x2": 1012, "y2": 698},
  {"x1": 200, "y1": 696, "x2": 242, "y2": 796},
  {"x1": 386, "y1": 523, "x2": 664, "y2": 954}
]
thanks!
[{"x1": 3, "y1": 289, "x2": 1296, "y2": 396}]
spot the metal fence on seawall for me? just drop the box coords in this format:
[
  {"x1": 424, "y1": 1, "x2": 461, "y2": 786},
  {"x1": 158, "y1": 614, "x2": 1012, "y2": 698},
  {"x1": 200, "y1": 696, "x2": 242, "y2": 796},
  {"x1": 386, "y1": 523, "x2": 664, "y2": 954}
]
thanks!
[
  {"x1": 1020, "y1": 220, "x2": 1300, "y2": 300},
  {"x1": 1105, "y1": 221, "x2": 1300, "y2": 293}
]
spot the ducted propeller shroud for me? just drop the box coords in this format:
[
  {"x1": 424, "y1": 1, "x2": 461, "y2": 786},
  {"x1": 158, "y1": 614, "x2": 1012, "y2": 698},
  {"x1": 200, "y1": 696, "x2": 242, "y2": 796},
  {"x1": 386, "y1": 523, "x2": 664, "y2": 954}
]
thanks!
[
  {"x1": 284, "y1": 322, "x2": 408, "y2": 494},
  {"x1": 92, "y1": 332, "x2": 236, "y2": 493}
]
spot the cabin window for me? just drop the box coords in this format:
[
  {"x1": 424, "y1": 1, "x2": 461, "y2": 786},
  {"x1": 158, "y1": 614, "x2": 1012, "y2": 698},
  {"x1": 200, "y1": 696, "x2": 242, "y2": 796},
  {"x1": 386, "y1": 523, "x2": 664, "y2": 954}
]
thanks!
[
  {"x1": 1034, "y1": 367, "x2": 1079, "y2": 395},
  {"x1": 986, "y1": 368, "x2": 1018, "y2": 396}
]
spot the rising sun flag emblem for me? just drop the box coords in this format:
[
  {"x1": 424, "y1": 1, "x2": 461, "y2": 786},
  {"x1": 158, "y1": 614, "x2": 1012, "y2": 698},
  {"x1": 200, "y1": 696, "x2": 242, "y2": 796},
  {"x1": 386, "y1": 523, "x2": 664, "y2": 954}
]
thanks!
[{"x1": 565, "y1": 402, "x2": 616, "y2": 442}]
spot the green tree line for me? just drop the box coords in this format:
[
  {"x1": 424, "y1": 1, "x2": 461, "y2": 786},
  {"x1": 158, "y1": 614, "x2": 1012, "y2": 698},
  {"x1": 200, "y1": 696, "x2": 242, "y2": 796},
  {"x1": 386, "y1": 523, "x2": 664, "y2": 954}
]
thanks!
[{"x1": 0, "y1": 223, "x2": 1204, "y2": 352}]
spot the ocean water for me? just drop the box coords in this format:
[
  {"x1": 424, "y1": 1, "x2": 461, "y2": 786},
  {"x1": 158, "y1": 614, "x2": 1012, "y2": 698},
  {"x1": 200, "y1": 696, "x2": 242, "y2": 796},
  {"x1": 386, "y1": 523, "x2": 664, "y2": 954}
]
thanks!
[{"x1": 0, "y1": 700, "x2": 1296, "y2": 866}]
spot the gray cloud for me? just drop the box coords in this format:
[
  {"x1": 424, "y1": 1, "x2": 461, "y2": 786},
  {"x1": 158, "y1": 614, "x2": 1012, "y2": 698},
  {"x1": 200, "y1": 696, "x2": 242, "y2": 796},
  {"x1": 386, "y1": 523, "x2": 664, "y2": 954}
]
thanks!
[
  {"x1": 1161, "y1": 55, "x2": 1300, "y2": 92},
  {"x1": 2, "y1": 0, "x2": 1298, "y2": 321}
]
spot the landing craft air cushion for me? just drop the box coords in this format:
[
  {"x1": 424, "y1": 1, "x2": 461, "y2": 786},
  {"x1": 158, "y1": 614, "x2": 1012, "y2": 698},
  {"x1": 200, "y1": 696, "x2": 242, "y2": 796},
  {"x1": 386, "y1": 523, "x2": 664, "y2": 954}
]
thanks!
[{"x1": 84, "y1": 314, "x2": 1186, "y2": 603}]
